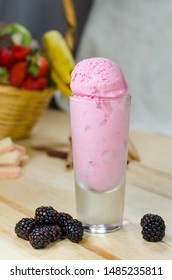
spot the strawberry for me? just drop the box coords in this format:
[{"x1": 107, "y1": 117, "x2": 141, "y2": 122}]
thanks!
[
  {"x1": 22, "y1": 77, "x2": 48, "y2": 90},
  {"x1": 9, "y1": 61, "x2": 27, "y2": 86},
  {"x1": 0, "y1": 48, "x2": 14, "y2": 67},
  {"x1": 28, "y1": 55, "x2": 49, "y2": 78},
  {"x1": 12, "y1": 44, "x2": 30, "y2": 61}
]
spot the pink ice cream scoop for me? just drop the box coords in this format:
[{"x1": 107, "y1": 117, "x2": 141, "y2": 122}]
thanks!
[{"x1": 70, "y1": 57, "x2": 128, "y2": 98}]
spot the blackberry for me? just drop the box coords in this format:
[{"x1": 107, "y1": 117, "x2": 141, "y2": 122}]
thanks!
[
  {"x1": 140, "y1": 213, "x2": 166, "y2": 242},
  {"x1": 57, "y1": 212, "x2": 73, "y2": 237},
  {"x1": 14, "y1": 218, "x2": 36, "y2": 240},
  {"x1": 29, "y1": 226, "x2": 51, "y2": 249},
  {"x1": 65, "y1": 219, "x2": 84, "y2": 243},
  {"x1": 48, "y1": 225, "x2": 63, "y2": 242},
  {"x1": 34, "y1": 206, "x2": 59, "y2": 226}
]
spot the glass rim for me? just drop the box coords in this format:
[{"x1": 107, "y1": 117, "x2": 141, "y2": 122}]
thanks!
[{"x1": 70, "y1": 93, "x2": 131, "y2": 102}]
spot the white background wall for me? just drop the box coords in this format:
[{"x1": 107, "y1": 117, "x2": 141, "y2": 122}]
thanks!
[{"x1": 76, "y1": 0, "x2": 172, "y2": 136}]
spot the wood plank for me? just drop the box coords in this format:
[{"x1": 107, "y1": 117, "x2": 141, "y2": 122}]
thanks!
[
  {"x1": 0, "y1": 202, "x2": 106, "y2": 260},
  {"x1": 0, "y1": 109, "x2": 172, "y2": 260},
  {"x1": 1, "y1": 174, "x2": 171, "y2": 259},
  {"x1": 130, "y1": 130, "x2": 172, "y2": 173},
  {"x1": 127, "y1": 162, "x2": 172, "y2": 199}
]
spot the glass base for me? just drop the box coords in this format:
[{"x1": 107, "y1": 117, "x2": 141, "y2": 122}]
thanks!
[{"x1": 83, "y1": 223, "x2": 122, "y2": 234}]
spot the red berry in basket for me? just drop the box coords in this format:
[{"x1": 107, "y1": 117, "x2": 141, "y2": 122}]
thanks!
[
  {"x1": 0, "y1": 48, "x2": 14, "y2": 67},
  {"x1": 28, "y1": 55, "x2": 49, "y2": 78},
  {"x1": 22, "y1": 76, "x2": 48, "y2": 90},
  {"x1": 9, "y1": 61, "x2": 27, "y2": 86},
  {"x1": 12, "y1": 45, "x2": 30, "y2": 61}
]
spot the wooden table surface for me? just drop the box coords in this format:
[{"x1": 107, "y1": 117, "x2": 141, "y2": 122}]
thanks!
[{"x1": 0, "y1": 109, "x2": 172, "y2": 260}]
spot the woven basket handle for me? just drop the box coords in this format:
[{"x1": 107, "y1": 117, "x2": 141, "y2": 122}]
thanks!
[{"x1": 62, "y1": 0, "x2": 77, "y2": 52}]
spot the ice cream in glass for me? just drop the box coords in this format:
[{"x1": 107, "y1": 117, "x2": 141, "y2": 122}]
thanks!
[{"x1": 70, "y1": 57, "x2": 131, "y2": 233}]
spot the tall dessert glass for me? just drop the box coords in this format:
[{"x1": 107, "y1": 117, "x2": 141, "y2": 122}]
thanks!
[{"x1": 70, "y1": 94, "x2": 131, "y2": 233}]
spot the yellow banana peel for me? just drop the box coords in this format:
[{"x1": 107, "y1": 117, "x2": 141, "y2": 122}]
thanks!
[
  {"x1": 42, "y1": 30, "x2": 75, "y2": 95},
  {"x1": 51, "y1": 70, "x2": 72, "y2": 99}
]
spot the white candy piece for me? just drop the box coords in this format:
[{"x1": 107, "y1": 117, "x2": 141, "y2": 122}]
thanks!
[
  {"x1": 0, "y1": 137, "x2": 15, "y2": 155},
  {"x1": 0, "y1": 150, "x2": 22, "y2": 166}
]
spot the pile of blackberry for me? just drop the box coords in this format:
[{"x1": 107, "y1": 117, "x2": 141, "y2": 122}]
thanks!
[
  {"x1": 14, "y1": 206, "x2": 84, "y2": 249},
  {"x1": 140, "y1": 213, "x2": 166, "y2": 242}
]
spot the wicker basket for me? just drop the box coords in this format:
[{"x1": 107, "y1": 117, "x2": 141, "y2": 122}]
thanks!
[{"x1": 0, "y1": 85, "x2": 54, "y2": 140}]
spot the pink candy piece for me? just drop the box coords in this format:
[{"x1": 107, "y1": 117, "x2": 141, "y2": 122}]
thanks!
[
  {"x1": 0, "y1": 137, "x2": 29, "y2": 178},
  {"x1": 0, "y1": 167, "x2": 21, "y2": 178}
]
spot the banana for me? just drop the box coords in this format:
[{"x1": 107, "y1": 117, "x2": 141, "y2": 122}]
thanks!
[
  {"x1": 51, "y1": 70, "x2": 72, "y2": 99},
  {"x1": 42, "y1": 30, "x2": 75, "y2": 98}
]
